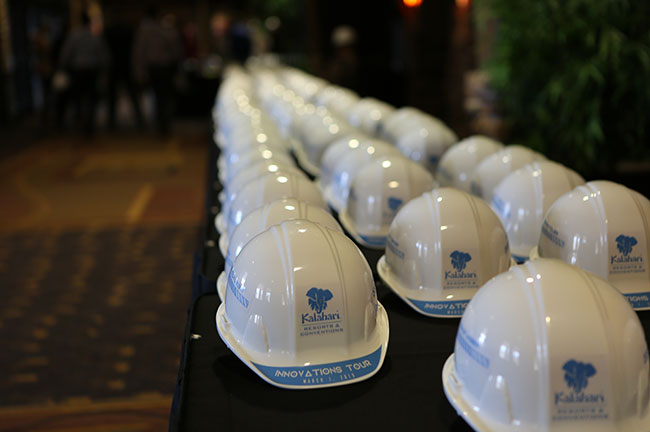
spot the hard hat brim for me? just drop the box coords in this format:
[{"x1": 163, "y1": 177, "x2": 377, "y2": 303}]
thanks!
[
  {"x1": 377, "y1": 255, "x2": 469, "y2": 318},
  {"x1": 339, "y1": 209, "x2": 387, "y2": 250},
  {"x1": 442, "y1": 354, "x2": 494, "y2": 432},
  {"x1": 215, "y1": 213, "x2": 226, "y2": 235},
  {"x1": 216, "y1": 271, "x2": 227, "y2": 302},
  {"x1": 215, "y1": 301, "x2": 390, "y2": 390},
  {"x1": 218, "y1": 233, "x2": 229, "y2": 258},
  {"x1": 292, "y1": 142, "x2": 321, "y2": 177}
]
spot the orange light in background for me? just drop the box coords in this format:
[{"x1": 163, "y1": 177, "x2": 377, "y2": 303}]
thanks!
[
  {"x1": 456, "y1": 0, "x2": 470, "y2": 8},
  {"x1": 403, "y1": 0, "x2": 423, "y2": 8}
]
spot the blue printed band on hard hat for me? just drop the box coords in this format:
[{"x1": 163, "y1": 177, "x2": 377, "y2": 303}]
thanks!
[
  {"x1": 359, "y1": 234, "x2": 387, "y2": 247},
  {"x1": 251, "y1": 346, "x2": 382, "y2": 387},
  {"x1": 623, "y1": 292, "x2": 650, "y2": 309},
  {"x1": 408, "y1": 298, "x2": 469, "y2": 316},
  {"x1": 511, "y1": 253, "x2": 529, "y2": 264}
]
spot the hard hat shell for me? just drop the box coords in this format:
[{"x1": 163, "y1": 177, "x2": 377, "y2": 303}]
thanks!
[
  {"x1": 469, "y1": 145, "x2": 546, "y2": 201},
  {"x1": 322, "y1": 139, "x2": 400, "y2": 212},
  {"x1": 215, "y1": 162, "x2": 304, "y2": 236},
  {"x1": 395, "y1": 118, "x2": 458, "y2": 172},
  {"x1": 491, "y1": 161, "x2": 585, "y2": 263},
  {"x1": 222, "y1": 128, "x2": 288, "y2": 165},
  {"x1": 217, "y1": 198, "x2": 343, "y2": 300},
  {"x1": 437, "y1": 135, "x2": 503, "y2": 191},
  {"x1": 380, "y1": 106, "x2": 424, "y2": 142},
  {"x1": 442, "y1": 258, "x2": 650, "y2": 432},
  {"x1": 318, "y1": 134, "x2": 371, "y2": 194},
  {"x1": 339, "y1": 156, "x2": 438, "y2": 249},
  {"x1": 347, "y1": 98, "x2": 395, "y2": 136},
  {"x1": 225, "y1": 172, "x2": 328, "y2": 239},
  {"x1": 294, "y1": 112, "x2": 353, "y2": 176},
  {"x1": 377, "y1": 188, "x2": 511, "y2": 317},
  {"x1": 219, "y1": 146, "x2": 294, "y2": 185},
  {"x1": 534, "y1": 181, "x2": 650, "y2": 310},
  {"x1": 219, "y1": 159, "x2": 300, "y2": 205},
  {"x1": 216, "y1": 220, "x2": 390, "y2": 389}
]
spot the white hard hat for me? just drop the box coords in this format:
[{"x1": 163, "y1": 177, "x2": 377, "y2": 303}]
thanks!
[
  {"x1": 222, "y1": 128, "x2": 287, "y2": 163},
  {"x1": 318, "y1": 134, "x2": 371, "y2": 193},
  {"x1": 380, "y1": 107, "x2": 424, "y2": 142},
  {"x1": 469, "y1": 145, "x2": 546, "y2": 201},
  {"x1": 437, "y1": 135, "x2": 503, "y2": 191},
  {"x1": 533, "y1": 181, "x2": 650, "y2": 310},
  {"x1": 339, "y1": 156, "x2": 438, "y2": 249},
  {"x1": 225, "y1": 172, "x2": 328, "y2": 239},
  {"x1": 217, "y1": 198, "x2": 343, "y2": 300},
  {"x1": 219, "y1": 146, "x2": 294, "y2": 185},
  {"x1": 377, "y1": 188, "x2": 512, "y2": 317},
  {"x1": 491, "y1": 161, "x2": 585, "y2": 262},
  {"x1": 295, "y1": 112, "x2": 353, "y2": 176},
  {"x1": 215, "y1": 161, "x2": 304, "y2": 235},
  {"x1": 395, "y1": 118, "x2": 458, "y2": 172},
  {"x1": 322, "y1": 139, "x2": 400, "y2": 212},
  {"x1": 347, "y1": 98, "x2": 395, "y2": 136},
  {"x1": 443, "y1": 258, "x2": 650, "y2": 431},
  {"x1": 216, "y1": 219, "x2": 390, "y2": 389}
]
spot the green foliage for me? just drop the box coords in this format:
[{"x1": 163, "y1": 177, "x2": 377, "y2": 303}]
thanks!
[{"x1": 475, "y1": 0, "x2": 650, "y2": 176}]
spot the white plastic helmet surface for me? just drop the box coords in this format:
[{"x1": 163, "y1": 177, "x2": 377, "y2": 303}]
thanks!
[
  {"x1": 220, "y1": 146, "x2": 294, "y2": 185},
  {"x1": 395, "y1": 118, "x2": 458, "y2": 173},
  {"x1": 380, "y1": 106, "x2": 424, "y2": 142},
  {"x1": 217, "y1": 198, "x2": 343, "y2": 300},
  {"x1": 469, "y1": 145, "x2": 546, "y2": 201},
  {"x1": 491, "y1": 161, "x2": 585, "y2": 262},
  {"x1": 215, "y1": 162, "x2": 304, "y2": 235},
  {"x1": 347, "y1": 98, "x2": 395, "y2": 136},
  {"x1": 377, "y1": 188, "x2": 511, "y2": 317},
  {"x1": 443, "y1": 258, "x2": 650, "y2": 432},
  {"x1": 535, "y1": 181, "x2": 650, "y2": 310},
  {"x1": 225, "y1": 172, "x2": 327, "y2": 239},
  {"x1": 318, "y1": 134, "x2": 371, "y2": 193},
  {"x1": 322, "y1": 139, "x2": 401, "y2": 212},
  {"x1": 216, "y1": 220, "x2": 390, "y2": 389},
  {"x1": 437, "y1": 135, "x2": 503, "y2": 191},
  {"x1": 295, "y1": 112, "x2": 353, "y2": 176},
  {"x1": 339, "y1": 156, "x2": 437, "y2": 249}
]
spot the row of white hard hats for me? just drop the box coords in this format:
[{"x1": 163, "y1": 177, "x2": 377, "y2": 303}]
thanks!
[{"x1": 213, "y1": 69, "x2": 392, "y2": 390}]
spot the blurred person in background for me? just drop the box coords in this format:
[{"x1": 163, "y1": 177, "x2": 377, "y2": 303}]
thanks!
[
  {"x1": 133, "y1": 6, "x2": 181, "y2": 137},
  {"x1": 31, "y1": 19, "x2": 54, "y2": 131},
  {"x1": 327, "y1": 25, "x2": 360, "y2": 92},
  {"x1": 58, "y1": 12, "x2": 110, "y2": 136},
  {"x1": 104, "y1": 10, "x2": 144, "y2": 131}
]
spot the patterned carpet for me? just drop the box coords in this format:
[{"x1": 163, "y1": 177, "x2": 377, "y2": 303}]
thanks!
[
  {"x1": 0, "y1": 225, "x2": 197, "y2": 406},
  {"x1": 0, "y1": 127, "x2": 207, "y2": 430}
]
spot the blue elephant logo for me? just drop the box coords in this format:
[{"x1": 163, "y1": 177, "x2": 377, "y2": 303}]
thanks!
[
  {"x1": 306, "y1": 288, "x2": 333, "y2": 314},
  {"x1": 450, "y1": 251, "x2": 472, "y2": 272},
  {"x1": 616, "y1": 235, "x2": 637, "y2": 256},
  {"x1": 563, "y1": 359, "x2": 596, "y2": 393},
  {"x1": 388, "y1": 197, "x2": 403, "y2": 211}
]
